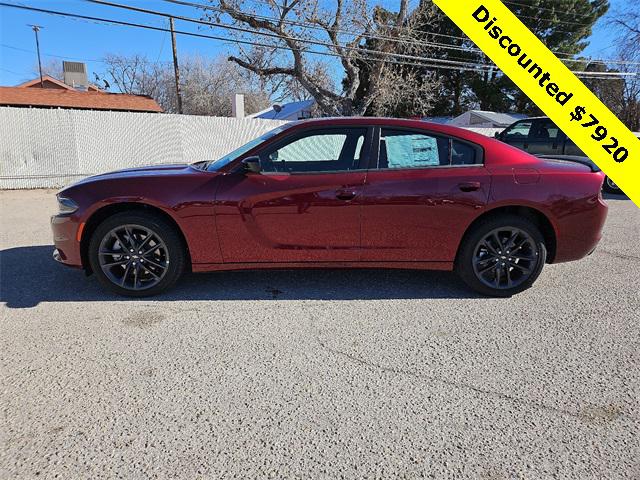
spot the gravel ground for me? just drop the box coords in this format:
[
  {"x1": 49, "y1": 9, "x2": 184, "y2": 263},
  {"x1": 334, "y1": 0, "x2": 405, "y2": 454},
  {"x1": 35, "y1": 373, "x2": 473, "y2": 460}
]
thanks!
[{"x1": 1, "y1": 189, "x2": 639, "y2": 479}]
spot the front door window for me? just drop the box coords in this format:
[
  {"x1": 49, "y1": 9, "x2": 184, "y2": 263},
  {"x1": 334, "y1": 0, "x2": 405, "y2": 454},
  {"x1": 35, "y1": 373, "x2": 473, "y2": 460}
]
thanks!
[{"x1": 262, "y1": 128, "x2": 367, "y2": 173}]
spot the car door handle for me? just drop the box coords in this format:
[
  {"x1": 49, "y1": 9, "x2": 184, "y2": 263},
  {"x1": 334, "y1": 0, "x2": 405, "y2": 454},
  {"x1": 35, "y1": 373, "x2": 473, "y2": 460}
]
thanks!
[
  {"x1": 335, "y1": 189, "x2": 358, "y2": 200},
  {"x1": 458, "y1": 182, "x2": 481, "y2": 192}
]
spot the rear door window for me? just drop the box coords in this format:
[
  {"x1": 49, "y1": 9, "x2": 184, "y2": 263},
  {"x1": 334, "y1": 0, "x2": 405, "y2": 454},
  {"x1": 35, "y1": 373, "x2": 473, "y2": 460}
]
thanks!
[
  {"x1": 451, "y1": 140, "x2": 479, "y2": 165},
  {"x1": 379, "y1": 129, "x2": 449, "y2": 169}
]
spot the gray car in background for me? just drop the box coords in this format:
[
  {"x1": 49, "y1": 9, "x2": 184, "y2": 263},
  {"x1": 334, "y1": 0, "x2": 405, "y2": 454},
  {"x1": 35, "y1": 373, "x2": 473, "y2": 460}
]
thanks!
[{"x1": 495, "y1": 116, "x2": 633, "y2": 194}]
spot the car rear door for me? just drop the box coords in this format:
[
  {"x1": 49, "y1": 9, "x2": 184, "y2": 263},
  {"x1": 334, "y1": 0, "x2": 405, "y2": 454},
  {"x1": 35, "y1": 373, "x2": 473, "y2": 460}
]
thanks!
[
  {"x1": 562, "y1": 136, "x2": 585, "y2": 156},
  {"x1": 214, "y1": 126, "x2": 373, "y2": 263},
  {"x1": 360, "y1": 127, "x2": 490, "y2": 263}
]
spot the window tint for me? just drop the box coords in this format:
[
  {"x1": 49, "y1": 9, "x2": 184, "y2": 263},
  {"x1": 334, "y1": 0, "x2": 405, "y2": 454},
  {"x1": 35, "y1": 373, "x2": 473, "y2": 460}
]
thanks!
[
  {"x1": 503, "y1": 121, "x2": 531, "y2": 140},
  {"x1": 529, "y1": 119, "x2": 560, "y2": 141},
  {"x1": 451, "y1": 140, "x2": 478, "y2": 165},
  {"x1": 262, "y1": 128, "x2": 367, "y2": 173},
  {"x1": 379, "y1": 129, "x2": 449, "y2": 169}
]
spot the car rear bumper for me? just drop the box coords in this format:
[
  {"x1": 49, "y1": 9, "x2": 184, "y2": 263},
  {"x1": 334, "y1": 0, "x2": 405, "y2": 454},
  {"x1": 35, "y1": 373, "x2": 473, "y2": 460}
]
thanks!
[
  {"x1": 51, "y1": 214, "x2": 83, "y2": 268},
  {"x1": 552, "y1": 194, "x2": 608, "y2": 263}
]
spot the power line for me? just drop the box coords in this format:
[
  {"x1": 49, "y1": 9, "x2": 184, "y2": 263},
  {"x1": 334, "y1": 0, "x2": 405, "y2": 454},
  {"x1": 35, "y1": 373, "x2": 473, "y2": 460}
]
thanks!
[
  {"x1": 84, "y1": 0, "x2": 640, "y2": 73},
  {"x1": 170, "y1": 0, "x2": 633, "y2": 67},
  {"x1": 0, "y1": 2, "x2": 633, "y2": 80},
  {"x1": 158, "y1": 0, "x2": 640, "y2": 67},
  {"x1": 503, "y1": 0, "x2": 595, "y2": 18},
  {"x1": 86, "y1": 0, "x2": 489, "y2": 69},
  {"x1": 161, "y1": 0, "x2": 489, "y2": 58},
  {"x1": 162, "y1": 0, "x2": 504, "y2": 45},
  {"x1": 0, "y1": 1, "x2": 494, "y2": 73},
  {"x1": 1, "y1": 43, "x2": 105, "y2": 63},
  {"x1": 240, "y1": 0, "x2": 596, "y2": 32},
  {"x1": 0, "y1": 66, "x2": 33, "y2": 76}
]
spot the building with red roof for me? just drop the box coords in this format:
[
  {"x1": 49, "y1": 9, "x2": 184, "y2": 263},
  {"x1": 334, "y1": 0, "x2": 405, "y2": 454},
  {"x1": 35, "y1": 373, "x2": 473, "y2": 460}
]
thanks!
[{"x1": 0, "y1": 73, "x2": 162, "y2": 113}]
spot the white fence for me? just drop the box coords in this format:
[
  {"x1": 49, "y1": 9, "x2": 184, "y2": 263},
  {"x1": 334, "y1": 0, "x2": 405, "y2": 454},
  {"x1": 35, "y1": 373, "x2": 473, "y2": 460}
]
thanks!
[
  {"x1": 0, "y1": 107, "x2": 500, "y2": 190},
  {"x1": 0, "y1": 107, "x2": 286, "y2": 189}
]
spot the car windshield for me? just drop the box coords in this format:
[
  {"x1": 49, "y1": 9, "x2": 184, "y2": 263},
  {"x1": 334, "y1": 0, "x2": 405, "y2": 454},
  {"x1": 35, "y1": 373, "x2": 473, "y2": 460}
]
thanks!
[{"x1": 202, "y1": 124, "x2": 290, "y2": 171}]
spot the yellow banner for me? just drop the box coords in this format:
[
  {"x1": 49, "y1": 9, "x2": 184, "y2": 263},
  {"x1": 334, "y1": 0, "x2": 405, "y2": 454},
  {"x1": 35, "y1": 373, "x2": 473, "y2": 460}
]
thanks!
[{"x1": 432, "y1": 0, "x2": 640, "y2": 207}]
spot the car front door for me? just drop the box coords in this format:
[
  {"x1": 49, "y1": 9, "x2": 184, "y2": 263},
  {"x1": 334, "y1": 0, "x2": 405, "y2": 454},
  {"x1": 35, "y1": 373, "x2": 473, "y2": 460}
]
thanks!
[
  {"x1": 499, "y1": 119, "x2": 532, "y2": 152},
  {"x1": 526, "y1": 118, "x2": 563, "y2": 155},
  {"x1": 214, "y1": 126, "x2": 372, "y2": 263},
  {"x1": 360, "y1": 127, "x2": 490, "y2": 263}
]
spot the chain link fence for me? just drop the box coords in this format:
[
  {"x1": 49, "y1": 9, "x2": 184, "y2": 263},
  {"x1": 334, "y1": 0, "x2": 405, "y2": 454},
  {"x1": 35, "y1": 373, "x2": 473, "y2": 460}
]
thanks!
[
  {"x1": 0, "y1": 107, "x2": 286, "y2": 189},
  {"x1": 0, "y1": 107, "x2": 501, "y2": 189}
]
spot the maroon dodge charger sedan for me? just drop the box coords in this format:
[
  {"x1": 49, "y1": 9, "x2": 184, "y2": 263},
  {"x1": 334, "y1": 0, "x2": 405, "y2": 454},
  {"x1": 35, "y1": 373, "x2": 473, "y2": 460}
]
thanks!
[{"x1": 51, "y1": 118, "x2": 608, "y2": 297}]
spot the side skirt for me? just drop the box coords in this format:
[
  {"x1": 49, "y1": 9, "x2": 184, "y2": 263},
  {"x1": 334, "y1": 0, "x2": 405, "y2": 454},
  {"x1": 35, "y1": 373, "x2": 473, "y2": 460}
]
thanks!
[{"x1": 191, "y1": 261, "x2": 454, "y2": 273}]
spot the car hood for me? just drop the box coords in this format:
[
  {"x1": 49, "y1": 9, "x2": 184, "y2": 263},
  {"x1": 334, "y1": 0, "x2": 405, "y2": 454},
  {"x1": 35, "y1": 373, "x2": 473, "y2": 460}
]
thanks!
[
  {"x1": 90, "y1": 163, "x2": 192, "y2": 178},
  {"x1": 61, "y1": 163, "x2": 203, "y2": 190}
]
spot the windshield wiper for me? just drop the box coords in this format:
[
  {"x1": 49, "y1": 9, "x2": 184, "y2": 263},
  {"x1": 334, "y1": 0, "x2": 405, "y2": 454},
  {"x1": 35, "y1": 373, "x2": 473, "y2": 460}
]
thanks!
[{"x1": 191, "y1": 160, "x2": 211, "y2": 171}]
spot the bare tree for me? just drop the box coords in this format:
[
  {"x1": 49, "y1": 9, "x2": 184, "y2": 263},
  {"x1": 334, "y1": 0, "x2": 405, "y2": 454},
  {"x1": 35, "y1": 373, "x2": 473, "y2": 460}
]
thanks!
[
  {"x1": 96, "y1": 54, "x2": 270, "y2": 116},
  {"x1": 203, "y1": 0, "x2": 438, "y2": 116},
  {"x1": 98, "y1": 54, "x2": 165, "y2": 97},
  {"x1": 611, "y1": 6, "x2": 640, "y2": 44},
  {"x1": 608, "y1": 6, "x2": 640, "y2": 130},
  {"x1": 32, "y1": 59, "x2": 63, "y2": 81}
]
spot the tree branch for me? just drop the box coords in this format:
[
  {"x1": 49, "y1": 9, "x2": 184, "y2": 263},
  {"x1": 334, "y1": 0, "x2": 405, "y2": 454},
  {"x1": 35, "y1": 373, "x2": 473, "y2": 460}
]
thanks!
[{"x1": 227, "y1": 56, "x2": 295, "y2": 76}]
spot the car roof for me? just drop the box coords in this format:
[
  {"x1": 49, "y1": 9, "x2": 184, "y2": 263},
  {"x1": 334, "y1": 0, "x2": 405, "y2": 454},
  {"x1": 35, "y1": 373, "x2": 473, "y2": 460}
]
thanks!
[
  {"x1": 284, "y1": 117, "x2": 493, "y2": 144},
  {"x1": 506, "y1": 116, "x2": 547, "y2": 121}
]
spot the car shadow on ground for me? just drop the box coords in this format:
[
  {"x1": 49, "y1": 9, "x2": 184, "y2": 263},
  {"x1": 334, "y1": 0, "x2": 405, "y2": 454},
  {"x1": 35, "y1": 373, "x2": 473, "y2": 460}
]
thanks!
[{"x1": 0, "y1": 245, "x2": 481, "y2": 308}]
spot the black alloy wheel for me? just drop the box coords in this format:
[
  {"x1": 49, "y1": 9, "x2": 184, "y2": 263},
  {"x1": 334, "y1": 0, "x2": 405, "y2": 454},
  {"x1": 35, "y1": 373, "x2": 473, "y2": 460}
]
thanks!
[
  {"x1": 89, "y1": 212, "x2": 186, "y2": 296},
  {"x1": 456, "y1": 215, "x2": 546, "y2": 297},
  {"x1": 98, "y1": 224, "x2": 169, "y2": 291},
  {"x1": 472, "y1": 227, "x2": 538, "y2": 290}
]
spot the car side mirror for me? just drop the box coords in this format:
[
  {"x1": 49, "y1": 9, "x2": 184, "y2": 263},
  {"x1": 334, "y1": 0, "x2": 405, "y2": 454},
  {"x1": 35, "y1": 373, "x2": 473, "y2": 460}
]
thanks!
[
  {"x1": 242, "y1": 156, "x2": 262, "y2": 174},
  {"x1": 494, "y1": 132, "x2": 501, "y2": 139}
]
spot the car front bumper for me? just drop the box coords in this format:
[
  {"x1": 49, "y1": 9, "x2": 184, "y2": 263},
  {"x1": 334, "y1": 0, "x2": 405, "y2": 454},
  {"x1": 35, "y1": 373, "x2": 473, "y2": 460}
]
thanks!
[{"x1": 51, "y1": 214, "x2": 83, "y2": 268}]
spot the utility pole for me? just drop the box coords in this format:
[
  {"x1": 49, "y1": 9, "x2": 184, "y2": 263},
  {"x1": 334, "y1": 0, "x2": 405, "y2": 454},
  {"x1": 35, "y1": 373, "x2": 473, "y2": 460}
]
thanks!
[
  {"x1": 169, "y1": 17, "x2": 183, "y2": 114},
  {"x1": 29, "y1": 25, "x2": 44, "y2": 88}
]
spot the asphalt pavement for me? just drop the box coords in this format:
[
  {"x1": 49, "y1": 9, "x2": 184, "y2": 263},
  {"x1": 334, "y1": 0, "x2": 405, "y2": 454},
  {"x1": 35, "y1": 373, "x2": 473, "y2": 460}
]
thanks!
[{"x1": 1, "y1": 189, "x2": 638, "y2": 479}]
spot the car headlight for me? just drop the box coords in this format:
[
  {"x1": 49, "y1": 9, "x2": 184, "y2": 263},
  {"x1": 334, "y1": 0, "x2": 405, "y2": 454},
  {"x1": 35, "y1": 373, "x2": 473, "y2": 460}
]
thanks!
[{"x1": 57, "y1": 196, "x2": 79, "y2": 215}]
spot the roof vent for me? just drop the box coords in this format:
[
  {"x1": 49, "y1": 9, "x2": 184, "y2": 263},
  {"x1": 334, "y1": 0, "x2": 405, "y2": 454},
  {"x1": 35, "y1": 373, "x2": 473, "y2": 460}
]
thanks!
[{"x1": 63, "y1": 61, "x2": 88, "y2": 90}]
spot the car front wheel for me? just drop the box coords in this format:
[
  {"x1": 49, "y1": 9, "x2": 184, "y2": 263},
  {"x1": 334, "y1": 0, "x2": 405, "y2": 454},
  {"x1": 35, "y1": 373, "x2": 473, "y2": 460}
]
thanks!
[
  {"x1": 456, "y1": 215, "x2": 547, "y2": 297},
  {"x1": 88, "y1": 211, "x2": 186, "y2": 296}
]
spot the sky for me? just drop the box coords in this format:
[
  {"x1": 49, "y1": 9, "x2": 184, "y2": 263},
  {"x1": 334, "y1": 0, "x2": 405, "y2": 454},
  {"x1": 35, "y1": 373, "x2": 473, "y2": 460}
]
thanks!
[{"x1": 0, "y1": 0, "x2": 634, "y2": 88}]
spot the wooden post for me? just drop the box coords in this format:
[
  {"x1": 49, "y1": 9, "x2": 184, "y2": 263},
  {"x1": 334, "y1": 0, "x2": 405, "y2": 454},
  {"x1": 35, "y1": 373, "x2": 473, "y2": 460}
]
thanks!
[
  {"x1": 30, "y1": 25, "x2": 44, "y2": 88},
  {"x1": 169, "y1": 17, "x2": 183, "y2": 114}
]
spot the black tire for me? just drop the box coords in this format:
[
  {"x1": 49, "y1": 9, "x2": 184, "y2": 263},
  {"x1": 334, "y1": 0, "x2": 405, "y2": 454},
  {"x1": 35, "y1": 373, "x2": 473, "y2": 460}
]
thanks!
[
  {"x1": 455, "y1": 214, "x2": 547, "y2": 297},
  {"x1": 88, "y1": 211, "x2": 186, "y2": 297},
  {"x1": 602, "y1": 176, "x2": 623, "y2": 195}
]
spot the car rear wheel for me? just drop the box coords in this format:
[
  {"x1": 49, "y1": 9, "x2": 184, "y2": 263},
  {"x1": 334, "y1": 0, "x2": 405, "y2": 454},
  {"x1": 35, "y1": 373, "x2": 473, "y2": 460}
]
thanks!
[
  {"x1": 602, "y1": 176, "x2": 622, "y2": 194},
  {"x1": 88, "y1": 212, "x2": 186, "y2": 297},
  {"x1": 456, "y1": 215, "x2": 546, "y2": 297}
]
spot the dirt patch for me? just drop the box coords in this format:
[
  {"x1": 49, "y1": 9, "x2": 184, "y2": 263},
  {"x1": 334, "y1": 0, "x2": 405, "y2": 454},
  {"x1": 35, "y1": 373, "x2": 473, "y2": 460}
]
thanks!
[
  {"x1": 123, "y1": 311, "x2": 166, "y2": 328},
  {"x1": 579, "y1": 404, "x2": 624, "y2": 424}
]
